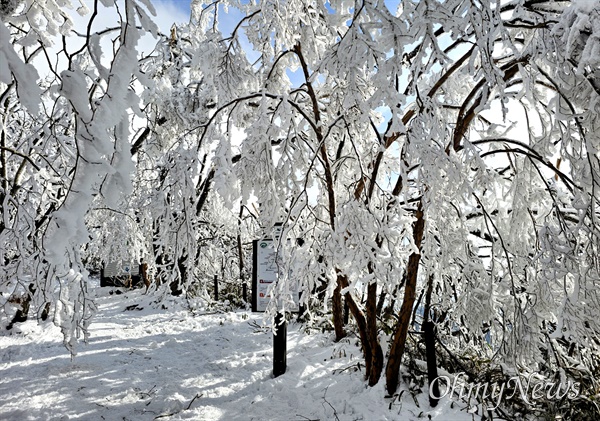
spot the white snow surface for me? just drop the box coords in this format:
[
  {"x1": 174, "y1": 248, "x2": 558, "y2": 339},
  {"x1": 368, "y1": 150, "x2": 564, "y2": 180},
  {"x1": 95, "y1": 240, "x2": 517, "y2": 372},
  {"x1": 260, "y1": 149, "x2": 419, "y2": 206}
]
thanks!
[{"x1": 0, "y1": 285, "x2": 478, "y2": 421}]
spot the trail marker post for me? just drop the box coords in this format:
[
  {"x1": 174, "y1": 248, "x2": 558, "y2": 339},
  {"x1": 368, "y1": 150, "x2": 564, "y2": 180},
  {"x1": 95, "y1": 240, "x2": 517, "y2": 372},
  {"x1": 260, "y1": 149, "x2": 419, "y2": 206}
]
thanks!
[
  {"x1": 251, "y1": 223, "x2": 301, "y2": 377},
  {"x1": 214, "y1": 275, "x2": 218, "y2": 301},
  {"x1": 424, "y1": 321, "x2": 439, "y2": 407},
  {"x1": 273, "y1": 311, "x2": 287, "y2": 377}
]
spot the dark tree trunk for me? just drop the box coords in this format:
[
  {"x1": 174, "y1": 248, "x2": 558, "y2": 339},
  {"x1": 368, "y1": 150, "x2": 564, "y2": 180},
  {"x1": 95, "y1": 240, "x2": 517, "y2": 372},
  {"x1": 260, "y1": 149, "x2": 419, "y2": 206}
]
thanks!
[
  {"x1": 376, "y1": 288, "x2": 387, "y2": 317},
  {"x1": 386, "y1": 207, "x2": 425, "y2": 395},
  {"x1": 7, "y1": 298, "x2": 31, "y2": 329},
  {"x1": 343, "y1": 299, "x2": 349, "y2": 324},
  {"x1": 7, "y1": 284, "x2": 35, "y2": 330},
  {"x1": 171, "y1": 254, "x2": 186, "y2": 296},
  {"x1": 423, "y1": 274, "x2": 439, "y2": 406},
  {"x1": 332, "y1": 281, "x2": 346, "y2": 341},
  {"x1": 40, "y1": 302, "x2": 51, "y2": 321},
  {"x1": 337, "y1": 273, "x2": 384, "y2": 384},
  {"x1": 152, "y1": 219, "x2": 166, "y2": 287},
  {"x1": 366, "y1": 279, "x2": 383, "y2": 386}
]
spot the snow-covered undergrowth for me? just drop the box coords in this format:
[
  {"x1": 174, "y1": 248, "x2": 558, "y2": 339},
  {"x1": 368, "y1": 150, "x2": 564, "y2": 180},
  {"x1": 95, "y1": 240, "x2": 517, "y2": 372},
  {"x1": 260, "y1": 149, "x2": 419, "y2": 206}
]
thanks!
[{"x1": 0, "y1": 285, "x2": 479, "y2": 421}]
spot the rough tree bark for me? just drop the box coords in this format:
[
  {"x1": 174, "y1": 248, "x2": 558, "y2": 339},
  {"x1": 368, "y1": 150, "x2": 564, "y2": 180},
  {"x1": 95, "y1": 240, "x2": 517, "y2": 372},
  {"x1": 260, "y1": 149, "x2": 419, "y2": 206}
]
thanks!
[
  {"x1": 338, "y1": 273, "x2": 373, "y2": 377},
  {"x1": 385, "y1": 205, "x2": 425, "y2": 395},
  {"x1": 365, "y1": 262, "x2": 384, "y2": 386}
]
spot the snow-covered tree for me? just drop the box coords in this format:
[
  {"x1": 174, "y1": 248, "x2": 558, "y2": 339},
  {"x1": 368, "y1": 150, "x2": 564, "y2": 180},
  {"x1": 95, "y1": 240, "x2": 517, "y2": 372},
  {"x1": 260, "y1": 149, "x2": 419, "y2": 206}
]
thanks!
[
  {"x1": 2, "y1": 0, "x2": 599, "y2": 416},
  {"x1": 0, "y1": 0, "x2": 161, "y2": 352},
  {"x1": 192, "y1": 0, "x2": 600, "y2": 411},
  {"x1": 118, "y1": 20, "x2": 260, "y2": 299}
]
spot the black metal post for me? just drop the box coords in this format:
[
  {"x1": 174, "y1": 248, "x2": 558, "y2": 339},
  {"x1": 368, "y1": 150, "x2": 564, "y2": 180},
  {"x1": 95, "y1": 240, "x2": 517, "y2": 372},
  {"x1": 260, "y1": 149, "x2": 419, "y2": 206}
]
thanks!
[
  {"x1": 242, "y1": 283, "x2": 247, "y2": 302},
  {"x1": 273, "y1": 311, "x2": 287, "y2": 377},
  {"x1": 251, "y1": 240, "x2": 258, "y2": 312},
  {"x1": 214, "y1": 274, "x2": 218, "y2": 301},
  {"x1": 424, "y1": 321, "x2": 439, "y2": 407}
]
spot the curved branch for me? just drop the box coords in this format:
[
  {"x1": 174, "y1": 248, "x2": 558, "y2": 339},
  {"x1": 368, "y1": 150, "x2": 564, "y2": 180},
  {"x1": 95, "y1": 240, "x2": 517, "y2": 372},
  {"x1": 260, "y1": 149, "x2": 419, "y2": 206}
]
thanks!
[
  {"x1": 451, "y1": 55, "x2": 530, "y2": 152},
  {"x1": 0, "y1": 146, "x2": 41, "y2": 171},
  {"x1": 479, "y1": 147, "x2": 577, "y2": 191}
]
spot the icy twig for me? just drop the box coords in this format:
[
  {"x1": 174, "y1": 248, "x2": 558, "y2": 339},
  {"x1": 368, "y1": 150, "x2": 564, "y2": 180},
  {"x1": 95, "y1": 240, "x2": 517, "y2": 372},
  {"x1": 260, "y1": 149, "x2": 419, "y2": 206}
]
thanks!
[
  {"x1": 321, "y1": 387, "x2": 340, "y2": 421},
  {"x1": 295, "y1": 415, "x2": 319, "y2": 421},
  {"x1": 153, "y1": 393, "x2": 203, "y2": 419},
  {"x1": 185, "y1": 393, "x2": 202, "y2": 410}
]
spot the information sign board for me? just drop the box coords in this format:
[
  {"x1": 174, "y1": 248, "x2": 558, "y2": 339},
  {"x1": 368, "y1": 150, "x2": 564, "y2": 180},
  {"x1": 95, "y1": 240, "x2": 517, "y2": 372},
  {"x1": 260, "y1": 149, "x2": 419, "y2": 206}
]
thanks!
[{"x1": 252, "y1": 238, "x2": 299, "y2": 312}]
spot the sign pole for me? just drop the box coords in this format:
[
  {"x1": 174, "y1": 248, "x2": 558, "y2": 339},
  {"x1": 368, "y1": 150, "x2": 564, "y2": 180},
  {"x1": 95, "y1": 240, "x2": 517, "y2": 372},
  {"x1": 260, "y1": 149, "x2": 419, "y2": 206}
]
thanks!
[
  {"x1": 273, "y1": 311, "x2": 287, "y2": 377},
  {"x1": 214, "y1": 274, "x2": 218, "y2": 301},
  {"x1": 252, "y1": 240, "x2": 258, "y2": 312},
  {"x1": 424, "y1": 321, "x2": 440, "y2": 407}
]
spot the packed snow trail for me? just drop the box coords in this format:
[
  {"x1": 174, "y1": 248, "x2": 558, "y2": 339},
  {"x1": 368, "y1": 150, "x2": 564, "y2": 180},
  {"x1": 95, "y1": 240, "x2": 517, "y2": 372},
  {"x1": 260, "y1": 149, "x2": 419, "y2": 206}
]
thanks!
[{"x1": 0, "y1": 286, "x2": 475, "y2": 420}]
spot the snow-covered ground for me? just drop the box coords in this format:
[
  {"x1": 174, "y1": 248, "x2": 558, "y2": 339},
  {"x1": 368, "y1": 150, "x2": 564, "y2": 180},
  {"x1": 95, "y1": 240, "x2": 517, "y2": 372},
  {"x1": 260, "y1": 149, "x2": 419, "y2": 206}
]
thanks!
[{"x1": 0, "y1": 286, "x2": 477, "y2": 420}]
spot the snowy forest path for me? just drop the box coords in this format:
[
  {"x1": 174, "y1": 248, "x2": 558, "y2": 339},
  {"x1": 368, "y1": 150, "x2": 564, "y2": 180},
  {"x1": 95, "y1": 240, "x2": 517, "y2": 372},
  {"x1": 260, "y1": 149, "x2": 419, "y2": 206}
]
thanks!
[
  {"x1": 0, "y1": 286, "x2": 472, "y2": 420},
  {"x1": 0, "y1": 287, "x2": 360, "y2": 420},
  {"x1": 0, "y1": 287, "x2": 270, "y2": 420}
]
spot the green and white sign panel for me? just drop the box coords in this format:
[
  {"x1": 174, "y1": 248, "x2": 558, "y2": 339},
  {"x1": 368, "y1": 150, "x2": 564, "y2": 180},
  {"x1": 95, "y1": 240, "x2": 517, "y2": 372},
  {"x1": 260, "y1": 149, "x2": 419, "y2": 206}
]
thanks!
[{"x1": 252, "y1": 238, "x2": 299, "y2": 312}]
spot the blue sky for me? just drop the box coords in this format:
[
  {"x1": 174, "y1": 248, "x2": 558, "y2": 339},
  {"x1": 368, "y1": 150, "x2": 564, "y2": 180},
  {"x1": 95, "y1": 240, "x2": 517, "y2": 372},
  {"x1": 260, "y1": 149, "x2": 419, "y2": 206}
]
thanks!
[
  {"x1": 154, "y1": 0, "x2": 192, "y2": 16},
  {"x1": 151, "y1": 0, "x2": 397, "y2": 125},
  {"x1": 153, "y1": 0, "x2": 403, "y2": 32},
  {"x1": 151, "y1": 1, "x2": 249, "y2": 42}
]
